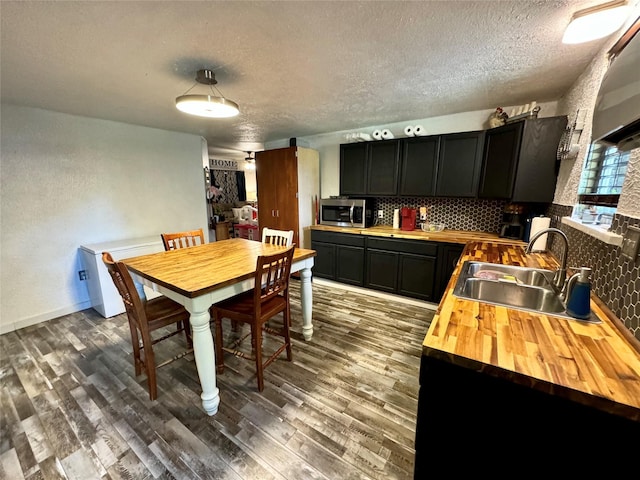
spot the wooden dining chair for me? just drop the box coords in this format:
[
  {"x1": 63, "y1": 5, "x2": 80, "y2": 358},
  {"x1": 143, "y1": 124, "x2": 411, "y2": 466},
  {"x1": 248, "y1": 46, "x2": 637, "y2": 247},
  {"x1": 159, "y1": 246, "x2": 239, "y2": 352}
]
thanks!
[
  {"x1": 261, "y1": 227, "x2": 294, "y2": 247},
  {"x1": 161, "y1": 228, "x2": 205, "y2": 250},
  {"x1": 102, "y1": 252, "x2": 193, "y2": 400},
  {"x1": 211, "y1": 247, "x2": 295, "y2": 392}
]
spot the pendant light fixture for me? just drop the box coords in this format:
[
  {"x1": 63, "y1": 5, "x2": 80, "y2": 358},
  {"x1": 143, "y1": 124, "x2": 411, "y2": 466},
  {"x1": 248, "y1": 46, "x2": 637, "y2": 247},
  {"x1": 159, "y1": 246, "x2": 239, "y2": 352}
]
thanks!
[
  {"x1": 245, "y1": 151, "x2": 256, "y2": 170},
  {"x1": 562, "y1": 0, "x2": 630, "y2": 44},
  {"x1": 176, "y1": 69, "x2": 240, "y2": 118}
]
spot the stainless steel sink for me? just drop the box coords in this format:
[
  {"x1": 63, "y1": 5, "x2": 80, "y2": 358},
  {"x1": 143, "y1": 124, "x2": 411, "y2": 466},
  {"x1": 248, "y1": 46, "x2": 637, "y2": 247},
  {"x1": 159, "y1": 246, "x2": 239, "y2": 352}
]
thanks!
[
  {"x1": 456, "y1": 278, "x2": 566, "y2": 313},
  {"x1": 452, "y1": 261, "x2": 600, "y2": 323},
  {"x1": 463, "y1": 261, "x2": 556, "y2": 289}
]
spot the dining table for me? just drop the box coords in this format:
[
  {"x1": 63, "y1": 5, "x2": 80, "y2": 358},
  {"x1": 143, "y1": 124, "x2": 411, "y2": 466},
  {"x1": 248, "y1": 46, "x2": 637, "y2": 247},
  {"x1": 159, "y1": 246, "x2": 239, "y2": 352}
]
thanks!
[{"x1": 121, "y1": 238, "x2": 317, "y2": 415}]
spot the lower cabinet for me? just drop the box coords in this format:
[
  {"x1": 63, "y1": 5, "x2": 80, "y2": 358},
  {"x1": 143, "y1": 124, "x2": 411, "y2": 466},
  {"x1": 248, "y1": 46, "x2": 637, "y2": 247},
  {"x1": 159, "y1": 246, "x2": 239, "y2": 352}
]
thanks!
[
  {"x1": 435, "y1": 243, "x2": 465, "y2": 299},
  {"x1": 366, "y1": 237, "x2": 438, "y2": 301},
  {"x1": 414, "y1": 356, "x2": 640, "y2": 476},
  {"x1": 311, "y1": 230, "x2": 365, "y2": 286},
  {"x1": 311, "y1": 230, "x2": 463, "y2": 303}
]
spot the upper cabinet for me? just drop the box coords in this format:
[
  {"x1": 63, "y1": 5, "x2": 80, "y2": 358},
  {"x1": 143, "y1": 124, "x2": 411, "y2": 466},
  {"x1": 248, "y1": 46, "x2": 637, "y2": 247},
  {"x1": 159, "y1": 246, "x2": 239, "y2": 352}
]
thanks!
[
  {"x1": 435, "y1": 131, "x2": 485, "y2": 198},
  {"x1": 368, "y1": 140, "x2": 401, "y2": 195},
  {"x1": 339, "y1": 143, "x2": 367, "y2": 195},
  {"x1": 399, "y1": 136, "x2": 440, "y2": 197},
  {"x1": 339, "y1": 117, "x2": 565, "y2": 201},
  {"x1": 340, "y1": 132, "x2": 483, "y2": 198},
  {"x1": 478, "y1": 116, "x2": 568, "y2": 202},
  {"x1": 340, "y1": 140, "x2": 400, "y2": 196}
]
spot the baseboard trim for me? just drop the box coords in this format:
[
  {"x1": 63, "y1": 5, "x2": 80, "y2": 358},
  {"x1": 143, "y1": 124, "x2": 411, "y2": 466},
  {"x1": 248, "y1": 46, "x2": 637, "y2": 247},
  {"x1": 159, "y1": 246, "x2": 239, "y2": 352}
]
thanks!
[
  {"x1": 0, "y1": 300, "x2": 93, "y2": 335},
  {"x1": 311, "y1": 278, "x2": 438, "y2": 310}
]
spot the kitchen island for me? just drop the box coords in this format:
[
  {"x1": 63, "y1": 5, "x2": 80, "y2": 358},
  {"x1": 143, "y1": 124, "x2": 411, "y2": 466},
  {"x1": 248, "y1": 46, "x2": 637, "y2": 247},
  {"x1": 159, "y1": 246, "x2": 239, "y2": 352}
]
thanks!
[{"x1": 415, "y1": 240, "x2": 640, "y2": 476}]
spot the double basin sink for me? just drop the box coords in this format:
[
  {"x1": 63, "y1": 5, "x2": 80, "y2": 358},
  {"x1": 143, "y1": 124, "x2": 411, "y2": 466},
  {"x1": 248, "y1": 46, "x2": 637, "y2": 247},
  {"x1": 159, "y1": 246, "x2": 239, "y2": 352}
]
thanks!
[{"x1": 452, "y1": 261, "x2": 599, "y2": 323}]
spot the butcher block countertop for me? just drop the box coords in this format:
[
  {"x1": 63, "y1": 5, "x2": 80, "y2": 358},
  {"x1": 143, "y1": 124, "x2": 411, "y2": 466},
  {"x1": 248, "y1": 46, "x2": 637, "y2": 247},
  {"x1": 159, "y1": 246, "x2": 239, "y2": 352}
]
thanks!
[
  {"x1": 425, "y1": 240, "x2": 640, "y2": 422},
  {"x1": 310, "y1": 224, "x2": 524, "y2": 245}
]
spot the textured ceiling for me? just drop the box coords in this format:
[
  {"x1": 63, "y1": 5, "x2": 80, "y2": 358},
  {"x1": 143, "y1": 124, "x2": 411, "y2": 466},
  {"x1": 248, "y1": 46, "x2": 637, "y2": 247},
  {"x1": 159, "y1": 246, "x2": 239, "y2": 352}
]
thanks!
[{"x1": 0, "y1": 0, "x2": 626, "y2": 159}]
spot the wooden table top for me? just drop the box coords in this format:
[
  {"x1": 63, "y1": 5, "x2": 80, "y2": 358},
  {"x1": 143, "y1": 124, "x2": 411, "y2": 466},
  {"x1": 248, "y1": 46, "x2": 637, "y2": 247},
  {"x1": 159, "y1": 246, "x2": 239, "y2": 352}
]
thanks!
[
  {"x1": 424, "y1": 240, "x2": 640, "y2": 421},
  {"x1": 310, "y1": 224, "x2": 525, "y2": 245},
  {"x1": 121, "y1": 238, "x2": 316, "y2": 298}
]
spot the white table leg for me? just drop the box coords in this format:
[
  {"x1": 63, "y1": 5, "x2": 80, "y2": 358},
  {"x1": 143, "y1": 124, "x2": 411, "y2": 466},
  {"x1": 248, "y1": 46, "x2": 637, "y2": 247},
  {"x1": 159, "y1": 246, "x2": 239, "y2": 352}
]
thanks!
[
  {"x1": 185, "y1": 301, "x2": 220, "y2": 416},
  {"x1": 299, "y1": 267, "x2": 313, "y2": 341}
]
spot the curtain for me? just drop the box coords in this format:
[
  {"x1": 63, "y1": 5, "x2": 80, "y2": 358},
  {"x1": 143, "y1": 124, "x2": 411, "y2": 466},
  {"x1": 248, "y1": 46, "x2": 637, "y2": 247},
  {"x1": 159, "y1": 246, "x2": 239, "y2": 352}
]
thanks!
[{"x1": 236, "y1": 171, "x2": 247, "y2": 202}]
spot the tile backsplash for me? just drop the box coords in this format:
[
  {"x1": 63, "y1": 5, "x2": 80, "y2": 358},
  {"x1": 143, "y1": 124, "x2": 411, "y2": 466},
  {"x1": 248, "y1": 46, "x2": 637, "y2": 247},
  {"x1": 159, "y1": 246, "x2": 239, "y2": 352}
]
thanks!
[
  {"x1": 547, "y1": 204, "x2": 640, "y2": 340},
  {"x1": 374, "y1": 197, "x2": 507, "y2": 232}
]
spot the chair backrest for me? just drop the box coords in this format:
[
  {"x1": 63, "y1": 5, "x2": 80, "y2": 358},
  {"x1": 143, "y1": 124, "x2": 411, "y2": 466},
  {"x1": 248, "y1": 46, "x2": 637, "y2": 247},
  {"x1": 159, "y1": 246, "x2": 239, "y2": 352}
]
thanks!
[
  {"x1": 161, "y1": 228, "x2": 205, "y2": 251},
  {"x1": 261, "y1": 227, "x2": 294, "y2": 247},
  {"x1": 254, "y1": 247, "x2": 295, "y2": 310},
  {"x1": 102, "y1": 252, "x2": 147, "y2": 327}
]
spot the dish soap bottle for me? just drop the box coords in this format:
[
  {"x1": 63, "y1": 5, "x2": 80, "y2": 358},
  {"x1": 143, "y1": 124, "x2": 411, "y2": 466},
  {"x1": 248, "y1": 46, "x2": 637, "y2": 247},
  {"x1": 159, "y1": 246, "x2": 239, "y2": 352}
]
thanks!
[{"x1": 565, "y1": 267, "x2": 592, "y2": 320}]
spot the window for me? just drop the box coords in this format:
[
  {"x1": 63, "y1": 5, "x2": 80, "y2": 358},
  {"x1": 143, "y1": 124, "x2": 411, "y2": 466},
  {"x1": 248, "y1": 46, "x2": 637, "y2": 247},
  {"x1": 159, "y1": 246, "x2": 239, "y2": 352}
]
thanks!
[
  {"x1": 578, "y1": 143, "x2": 629, "y2": 204},
  {"x1": 572, "y1": 143, "x2": 629, "y2": 228}
]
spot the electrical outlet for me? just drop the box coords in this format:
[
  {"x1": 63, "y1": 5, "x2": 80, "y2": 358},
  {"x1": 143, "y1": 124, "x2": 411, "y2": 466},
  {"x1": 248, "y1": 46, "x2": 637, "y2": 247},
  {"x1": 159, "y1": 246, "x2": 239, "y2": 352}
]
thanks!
[
  {"x1": 78, "y1": 270, "x2": 87, "y2": 281},
  {"x1": 621, "y1": 226, "x2": 640, "y2": 261},
  {"x1": 378, "y1": 210, "x2": 384, "y2": 218}
]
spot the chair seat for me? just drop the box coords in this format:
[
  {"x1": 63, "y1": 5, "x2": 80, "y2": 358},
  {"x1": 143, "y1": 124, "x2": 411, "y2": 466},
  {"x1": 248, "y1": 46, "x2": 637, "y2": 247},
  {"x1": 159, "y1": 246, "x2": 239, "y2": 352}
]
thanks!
[
  {"x1": 146, "y1": 296, "x2": 191, "y2": 329},
  {"x1": 213, "y1": 292, "x2": 287, "y2": 323}
]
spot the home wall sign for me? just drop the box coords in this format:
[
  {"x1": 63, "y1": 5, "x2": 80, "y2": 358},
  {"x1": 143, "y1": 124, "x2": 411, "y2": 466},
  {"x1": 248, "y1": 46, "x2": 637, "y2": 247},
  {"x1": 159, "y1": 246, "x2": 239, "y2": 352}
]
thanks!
[{"x1": 209, "y1": 158, "x2": 238, "y2": 171}]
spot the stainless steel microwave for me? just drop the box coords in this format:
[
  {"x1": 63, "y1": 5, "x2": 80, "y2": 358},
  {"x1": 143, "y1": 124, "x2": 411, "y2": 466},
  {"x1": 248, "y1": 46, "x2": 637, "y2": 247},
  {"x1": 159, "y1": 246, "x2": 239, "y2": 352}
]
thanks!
[{"x1": 319, "y1": 198, "x2": 374, "y2": 228}]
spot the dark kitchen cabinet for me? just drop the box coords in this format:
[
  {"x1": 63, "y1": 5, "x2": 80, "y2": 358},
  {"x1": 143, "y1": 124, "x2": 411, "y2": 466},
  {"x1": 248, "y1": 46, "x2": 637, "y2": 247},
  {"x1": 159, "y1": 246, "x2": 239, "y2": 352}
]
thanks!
[
  {"x1": 414, "y1": 356, "x2": 640, "y2": 477},
  {"x1": 435, "y1": 131, "x2": 485, "y2": 197},
  {"x1": 368, "y1": 140, "x2": 400, "y2": 195},
  {"x1": 478, "y1": 116, "x2": 568, "y2": 202},
  {"x1": 366, "y1": 249, "x2": 398, "y2": 293},
  {"x1": 339, "y1": 143, "x2": 367, "y2": 195},
  {"x1": 399, "y1": 135, "x2": 440, "y2": 196},
  {"x1": 339, "y1": 140, "x2": 400, "y2": 196},
  {"x1": 365, "y1": 237, "x2": 438, "y2": 301},
  {"x1": 435, "y1": 243, "x2": 465, "y2": 300},
  {"x1": 340, "y1": 131, "x2": 482, "y2": 198},
  {"x1": 311, "y1": 230, "x2": 365, "y2": 286}
]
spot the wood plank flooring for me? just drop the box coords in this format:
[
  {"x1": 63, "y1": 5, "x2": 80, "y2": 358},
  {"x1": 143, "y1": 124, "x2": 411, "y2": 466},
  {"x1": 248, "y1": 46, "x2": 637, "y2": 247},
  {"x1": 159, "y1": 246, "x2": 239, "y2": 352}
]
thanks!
[{"x1": 0, "y1": 280, "x2": 434, "y2": 480}]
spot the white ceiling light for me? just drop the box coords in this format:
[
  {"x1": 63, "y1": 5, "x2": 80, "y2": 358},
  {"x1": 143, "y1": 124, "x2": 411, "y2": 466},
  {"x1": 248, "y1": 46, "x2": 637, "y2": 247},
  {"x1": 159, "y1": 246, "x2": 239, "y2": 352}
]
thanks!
[
  {"x1": 562, "y1": 0, "x2": 630, "y2": 44},
  {"x1": 176, "y1": 69, "x2": 239, "y2": 118}
]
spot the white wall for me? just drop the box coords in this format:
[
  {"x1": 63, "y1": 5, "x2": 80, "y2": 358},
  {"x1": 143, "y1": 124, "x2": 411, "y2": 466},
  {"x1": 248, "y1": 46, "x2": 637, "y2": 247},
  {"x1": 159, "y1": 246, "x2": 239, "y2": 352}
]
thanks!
[
  {"x1": 553, "y1": 19, "x2": 640, "y2": 218},
  {"x1": 266, "y1": 102, "x2": 558, "y2": 198},
  {"x1": 0, "y1": 105, "x2": 208, "y2": 333}
]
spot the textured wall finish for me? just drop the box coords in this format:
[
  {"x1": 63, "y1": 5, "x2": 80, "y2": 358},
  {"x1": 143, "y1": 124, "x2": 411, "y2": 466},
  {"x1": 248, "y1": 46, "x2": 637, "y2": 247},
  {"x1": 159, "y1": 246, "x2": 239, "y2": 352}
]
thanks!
[
  {"x1": 554, "y1": 8, "x2": 640, "y2": 215},
  {"x1": 617, "y1": 151, "x2": 640, "y2": 217},
  {"x1": 0, "y1": 105, "x2": 208, "y2": 333}
]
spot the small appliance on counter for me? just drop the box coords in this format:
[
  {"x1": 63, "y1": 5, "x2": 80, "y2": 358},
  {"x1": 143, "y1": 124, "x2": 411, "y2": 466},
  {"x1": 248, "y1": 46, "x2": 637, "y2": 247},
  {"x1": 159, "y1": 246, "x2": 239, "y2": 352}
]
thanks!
[
  {"x1": 499, "y1": 203, "x2": 525, "y2": 240},
  {"x1": 401, "y1": 207, "x2": 417, "y2": 231}
]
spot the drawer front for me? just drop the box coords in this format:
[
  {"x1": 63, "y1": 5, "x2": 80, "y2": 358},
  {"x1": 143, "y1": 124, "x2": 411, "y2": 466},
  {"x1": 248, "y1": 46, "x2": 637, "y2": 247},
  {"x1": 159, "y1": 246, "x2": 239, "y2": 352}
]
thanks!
[
  {"x1": 366, "y1": 237, "x2": 437, "y2": 256},
  {"x1": 311, "y1": 230, "x2": 366, "y2": 247}
]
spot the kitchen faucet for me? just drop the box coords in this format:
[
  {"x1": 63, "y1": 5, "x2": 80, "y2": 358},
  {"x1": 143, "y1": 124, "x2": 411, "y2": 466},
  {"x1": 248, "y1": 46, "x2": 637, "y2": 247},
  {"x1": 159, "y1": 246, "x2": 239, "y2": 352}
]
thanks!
[{"x1": 525, "y1": 227, "x2": 569, "y2": 296}]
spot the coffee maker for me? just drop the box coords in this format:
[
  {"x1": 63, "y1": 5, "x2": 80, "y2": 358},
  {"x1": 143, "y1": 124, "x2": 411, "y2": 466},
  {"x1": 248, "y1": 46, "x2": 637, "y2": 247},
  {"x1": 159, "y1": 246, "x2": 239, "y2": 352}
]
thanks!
[
  {"x1": 401, "y1": 207, "x2": 416, "y2": 231},
  {"x1": 499, "y1": 203, "x2": 525, "y2": 240}
]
